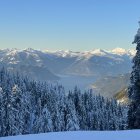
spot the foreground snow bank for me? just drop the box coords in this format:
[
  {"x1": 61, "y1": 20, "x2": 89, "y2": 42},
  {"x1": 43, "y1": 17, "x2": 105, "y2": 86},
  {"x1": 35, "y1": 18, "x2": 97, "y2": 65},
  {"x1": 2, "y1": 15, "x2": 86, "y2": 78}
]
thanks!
[{"x1": 1, "y1": 130, "x2": 140, "y2": 140}]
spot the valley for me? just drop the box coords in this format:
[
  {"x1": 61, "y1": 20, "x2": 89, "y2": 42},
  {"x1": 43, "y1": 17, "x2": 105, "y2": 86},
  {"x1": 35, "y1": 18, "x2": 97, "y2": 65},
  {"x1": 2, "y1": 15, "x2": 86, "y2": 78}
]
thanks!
[{"x1": 0, "y1": 48, "x2": 135, "y2": 98}]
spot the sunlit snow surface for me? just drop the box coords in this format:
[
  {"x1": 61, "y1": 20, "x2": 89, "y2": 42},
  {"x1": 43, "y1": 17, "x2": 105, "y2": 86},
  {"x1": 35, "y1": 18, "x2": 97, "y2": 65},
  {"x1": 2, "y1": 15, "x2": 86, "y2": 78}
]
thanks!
[{"x1": 1, "y1": 131, "x2": 140, "y2": 140}]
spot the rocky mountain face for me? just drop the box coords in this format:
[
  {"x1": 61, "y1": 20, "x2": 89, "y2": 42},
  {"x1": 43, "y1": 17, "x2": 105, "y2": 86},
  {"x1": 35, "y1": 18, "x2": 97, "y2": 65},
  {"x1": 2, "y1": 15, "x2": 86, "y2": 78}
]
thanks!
[
  {"x1": 114, "y1": 88, "x2": 129, "y2": 104},
  {"x1": 90, "y1": 73, "x2": 130, "y2": 98}
]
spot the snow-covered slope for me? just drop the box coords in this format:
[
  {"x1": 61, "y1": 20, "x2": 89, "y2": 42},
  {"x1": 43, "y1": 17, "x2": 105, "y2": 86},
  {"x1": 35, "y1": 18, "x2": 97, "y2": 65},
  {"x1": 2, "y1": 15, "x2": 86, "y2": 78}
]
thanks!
[{"x1": 1, "y1": 131, "x2": 140, "y2": 140}]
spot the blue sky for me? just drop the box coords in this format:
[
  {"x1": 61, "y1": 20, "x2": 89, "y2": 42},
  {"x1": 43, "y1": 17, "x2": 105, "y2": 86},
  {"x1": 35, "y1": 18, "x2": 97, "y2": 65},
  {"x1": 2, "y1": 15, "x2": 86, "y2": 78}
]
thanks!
[{"x1": 0, "y1": 0, "x2": 140, "y2": 51}]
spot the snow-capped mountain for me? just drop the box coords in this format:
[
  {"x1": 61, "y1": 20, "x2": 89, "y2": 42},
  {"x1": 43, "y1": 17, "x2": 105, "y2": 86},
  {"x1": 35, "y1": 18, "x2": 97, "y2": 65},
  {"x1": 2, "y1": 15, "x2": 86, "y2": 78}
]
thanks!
[
  {"x1": 62, "y1": 48, "x2": 135, "y2": 76},
  {"x1": 0, "y1": 48, "x2": 135, "y2": 75},
  {"x1": 0, "y1": 48, "x2": 135, "y2": 86},
  {"x1": 0, "y1": 48, "x2": 59, "y2": 81}
]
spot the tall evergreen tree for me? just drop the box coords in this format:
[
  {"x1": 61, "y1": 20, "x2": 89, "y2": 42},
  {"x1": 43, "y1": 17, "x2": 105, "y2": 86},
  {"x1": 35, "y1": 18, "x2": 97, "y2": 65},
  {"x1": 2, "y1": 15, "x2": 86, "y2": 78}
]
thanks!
[
  {"x1": 0, "y1": 87, "x2": 5, "y2": 136},
  {"x1": 128, "y1": 21, "x2": 140, "y2": 129},
  {"x1": 40, "y1": 105, "x2": 53, "y2": 132},
  {"x1": 65, "y1": 98, "x2": 79, "y2": 131},
  {"x1": 9, "y1": 85, "x2": 24, "y2": 135}
]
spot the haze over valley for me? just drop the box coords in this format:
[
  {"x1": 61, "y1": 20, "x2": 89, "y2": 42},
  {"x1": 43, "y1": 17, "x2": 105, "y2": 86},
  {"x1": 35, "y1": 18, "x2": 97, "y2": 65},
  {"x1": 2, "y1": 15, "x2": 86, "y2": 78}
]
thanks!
[{"x1": 0, "y1": 47, "x2": 135, "y2": 97}]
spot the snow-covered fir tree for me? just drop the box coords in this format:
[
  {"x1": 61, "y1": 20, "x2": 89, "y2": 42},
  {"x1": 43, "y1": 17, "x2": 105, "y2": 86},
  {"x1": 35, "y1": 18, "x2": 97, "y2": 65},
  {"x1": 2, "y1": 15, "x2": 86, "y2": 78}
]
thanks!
[
  {"x1": 40, "y1": 104, "x2": 53, "y2": 132},
  {"x1": 128, "y1": 21, "x2": 140, "y2": 129},
  {"x1": 0, "y1": 87, "x2": 5, "y2": 136},
  {"x1": 9, "y1": 85, "x2": 24, "y2": 135},
  {"x1": 65, "y1": 97, "x2": 79, "y2": 131}
]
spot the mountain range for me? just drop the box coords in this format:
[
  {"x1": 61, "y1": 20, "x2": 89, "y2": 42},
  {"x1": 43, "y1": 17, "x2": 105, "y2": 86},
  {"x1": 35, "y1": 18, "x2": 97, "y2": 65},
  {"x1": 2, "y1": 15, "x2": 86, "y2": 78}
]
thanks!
[{"x1": 0, "y1": 48, "x2": 135, "y2": 97}]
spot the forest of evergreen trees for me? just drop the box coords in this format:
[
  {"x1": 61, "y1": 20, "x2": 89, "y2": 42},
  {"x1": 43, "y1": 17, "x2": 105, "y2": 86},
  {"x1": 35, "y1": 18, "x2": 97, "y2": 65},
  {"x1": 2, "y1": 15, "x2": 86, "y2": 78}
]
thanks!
[{"x1": 0, "y1": 68, "x2": 128, "y2": 137}]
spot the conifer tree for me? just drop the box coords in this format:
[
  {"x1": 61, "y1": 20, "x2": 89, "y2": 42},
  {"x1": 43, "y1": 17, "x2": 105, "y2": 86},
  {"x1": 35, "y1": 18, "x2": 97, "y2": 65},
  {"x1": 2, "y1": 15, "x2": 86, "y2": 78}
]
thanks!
[
  {"x1": 41, "y1": 105, "x2": 53, "y2": 132},
  {"x1": 9, "y1": 85, "x2": 24, "y2": 135},
  {"x1": 0, "y1": 87, "x2": 5, "y2": 136},
  {"x1": 65, "y1": 98, "x2": 79, "y2": 131},
  {"x1": 128, "y1": 21, "x2": 140, "y2": 129}
]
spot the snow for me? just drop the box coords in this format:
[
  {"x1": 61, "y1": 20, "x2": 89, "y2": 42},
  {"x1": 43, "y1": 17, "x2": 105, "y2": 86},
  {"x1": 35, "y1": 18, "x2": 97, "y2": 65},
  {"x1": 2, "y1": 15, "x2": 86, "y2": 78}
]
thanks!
[
  {"x1": 128, "y1": 49, "x2": 136, "y2": 56},
  {"x1": 50, "y1": 50, "x2": 80, "y2": 57},
  {"x1": 0, "y1": 48, "x2": 135, "y2": 62},
  {"x1": 1, "y1": 130, "x2": 140, "y2": 140},
  {"x1": 112, "y1": 48, "x2": 126, "y2": 55},
  {"x1": 90, "y1": 49, "x2": 108, "y2": 56},
  {"x1": 41, "y1": 47, "x2": 135, "y2": 58},
  {"x1": 0, "y1": 48, "x2": 136, "y2": 57}
]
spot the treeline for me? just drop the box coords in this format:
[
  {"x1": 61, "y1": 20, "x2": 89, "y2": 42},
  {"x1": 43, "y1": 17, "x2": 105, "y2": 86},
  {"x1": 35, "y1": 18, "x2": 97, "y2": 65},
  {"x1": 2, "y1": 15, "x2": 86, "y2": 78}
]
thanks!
[{"x1": 0, "y1": 68, "x2": 128, "y2": 137}]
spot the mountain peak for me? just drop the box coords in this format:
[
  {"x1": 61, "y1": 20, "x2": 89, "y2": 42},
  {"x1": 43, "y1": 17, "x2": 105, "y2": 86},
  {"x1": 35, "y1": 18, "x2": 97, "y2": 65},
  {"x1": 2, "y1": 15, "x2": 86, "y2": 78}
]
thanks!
[
  {"x1": 89, "y1": 49, "x2": 108, "y2": 56},
  {"x1": 111, "y1": 48, "x2": 126, "y2": 54}
]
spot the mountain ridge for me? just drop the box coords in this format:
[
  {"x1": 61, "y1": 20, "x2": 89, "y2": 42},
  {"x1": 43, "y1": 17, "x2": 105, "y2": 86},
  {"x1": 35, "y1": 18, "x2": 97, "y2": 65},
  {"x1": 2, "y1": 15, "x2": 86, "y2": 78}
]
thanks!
[
  {"x1": 0, "y1": 47, "x2": 135, "y2": 96},
  {"x1": 0, "y1": 47, "x2": 136, "y2": 57},
  {"x1": 0, "y1": 47, "x2": 134, "y2": 77}
]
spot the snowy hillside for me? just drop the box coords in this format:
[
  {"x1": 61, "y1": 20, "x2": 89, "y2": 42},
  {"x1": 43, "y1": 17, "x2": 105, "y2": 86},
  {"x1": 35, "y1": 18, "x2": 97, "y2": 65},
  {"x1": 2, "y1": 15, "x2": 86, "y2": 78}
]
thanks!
[{"x1": 1, "y1": 131, "x2": 140, "y2": 140}]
